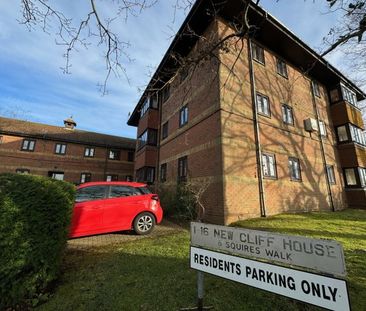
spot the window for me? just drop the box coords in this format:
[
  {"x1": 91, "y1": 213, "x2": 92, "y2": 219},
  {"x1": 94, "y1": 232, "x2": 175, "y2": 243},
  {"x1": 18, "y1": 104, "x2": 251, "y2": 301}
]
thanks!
[
  {"x1": 343, "y1": 167, "x2": 366, "y2": 187},
  {"x1": 276, "y1": 58, "x2": 288, "y2": 78},
  {"x1": 336, "y1": 124, "x2": 366, "y2": 145},
  {"x1": 326, "y1": 165, "x2": 336, "y2": 185},
  {"x1": 84, "y1": 147, "x2": 95, "y2": 157},
  {"x1": 108, "y1": 149, "x2": 120, "y2": 160},
  {"x1": 319, "y1": 121, "x2": 327, "y2": 137},
  {"x1": 282, "y1": 104, "x2": 293, "y2": 125},
  {"x1": 359, "y1": 168, "x2": 366, "y2": 187},
  {"x1": 256, "y1": 93, "x2": 270, "y2": 117},
  {"x1": 178, "y1": 156, "x2": 188, "y2": 182},
  {"x1": 137, "y1": 129, "x2": 158, "y2": 149},
  {"x1": 126, "y1": 175, "x2": 133, "y2": 181},
  {"x1": 16, "y1": 168, "x2": 30, "y2": 174},
  {"x1": 55, "y1": 143, "x2": 67, "y2": 155},
  {"x1": 160, "y1": 163, "x2": 167, "y2": 182},
  {"x1": 350, "y1": 124, "x2": 366, "y2": 145},
  {"x1": 341, "y1": 84, "x2": 357, "y2": 107},
  {"x1": 80, "y1": 173, "x2": 91, "y2": 184},
  {"x1": 252, "y1": 42, "x2": 265, "y2": 64},
  {"x1": 140, "y1": 95, "x2": 158, "y2": 118},
  {"x1": 162, "y1": 121, "x2": 169, "y2": 139},
  {"x1": 337, "y1": 125, "x2": 348, "y2": 142},
  {"x1": 109, "y1": 186, "x2": 140, "y2": 198},
  {"x1": 161, "y1": 84, "x2": 170, "y2": 103},
  {"x1": 344, "y1": 168, "x2": 357, "y2": 186},
  {"x1": 48, "y1": 171, "x2": 64, "y2": 180},
  {"x1": 21, "y1": 139, "x2": 36, "y2": 151},
  {"x1": 141, "y1": 98, "x2": 150, "y2": 116},
  {"x1": 289, "y1": 157, "x2": 301, "y2": 181},
  {"x1": 106, "y1": 174, "x2": 118, "y2": 181},
  {"x1": 262, "y1": 153, "x2": 276, "y2": 178},
  {"x1": 179, "y1": 105, "x2": 189, "y2": 127},
  {"x1": 146, "y1": 167, "x2": 155, "y2": 183},
  {"x1": 75, "y1": 186, "x2": 107, "y2": 202},
  {"x1": 136, "y1": 167, "x2": 155, "y2": 183},
  {"x1": 312, "y1": 81, "x2": 321, "y2": 97},
  {"x1": 127, "y1": 151, "x2": 134, "y2": 162}
]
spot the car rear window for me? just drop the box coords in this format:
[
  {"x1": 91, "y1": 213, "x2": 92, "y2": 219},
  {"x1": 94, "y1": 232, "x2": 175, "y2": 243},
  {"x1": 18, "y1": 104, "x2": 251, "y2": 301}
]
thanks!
[
  {"x1": 138, "y1": 187, "x2": 151, "y2": 194},
  {"x1": 76, "y1": 186, "x2": 107, "y2": 202},
  {"x1": 109, "y1": 186, "x2": 141, "y2": 198}
]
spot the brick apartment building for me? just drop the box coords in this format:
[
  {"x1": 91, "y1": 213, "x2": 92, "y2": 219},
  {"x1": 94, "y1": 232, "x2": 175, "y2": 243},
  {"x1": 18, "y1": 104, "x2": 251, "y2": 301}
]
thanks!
[
  {"x1": 0, "y1": 116, "x2": 135, "y2": 184},
  {"x1": 128, "y1": 0, "x2": 366, "y2": 224}
]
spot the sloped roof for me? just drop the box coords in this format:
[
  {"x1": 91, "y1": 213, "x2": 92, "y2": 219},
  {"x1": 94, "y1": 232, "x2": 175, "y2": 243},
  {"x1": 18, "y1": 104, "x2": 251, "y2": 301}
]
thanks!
[
  {"x1": 0, "y1": 116, "x2": 136, "y2": 150},
  {"x1": 127, "y1": 0, "x2": 366, "y2": 126}
]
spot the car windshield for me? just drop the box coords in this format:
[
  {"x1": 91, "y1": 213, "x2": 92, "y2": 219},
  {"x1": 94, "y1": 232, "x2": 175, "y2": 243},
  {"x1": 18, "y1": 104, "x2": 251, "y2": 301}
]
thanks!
[{"x1": 138, "y1": 187, "x2": 151, "y2": 194}]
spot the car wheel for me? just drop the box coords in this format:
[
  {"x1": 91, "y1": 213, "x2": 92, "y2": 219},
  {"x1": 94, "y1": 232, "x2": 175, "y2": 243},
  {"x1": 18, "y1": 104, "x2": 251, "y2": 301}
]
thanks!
[{"x1": 133, "y1": 212, "x2": 155, "y2": 235}]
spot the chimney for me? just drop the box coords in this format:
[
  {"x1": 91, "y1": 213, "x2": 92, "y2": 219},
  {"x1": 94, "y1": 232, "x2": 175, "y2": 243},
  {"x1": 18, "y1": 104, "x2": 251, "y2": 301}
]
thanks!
[{"x1": 63, "y1": 116, "x2": 77, "y2": 130}]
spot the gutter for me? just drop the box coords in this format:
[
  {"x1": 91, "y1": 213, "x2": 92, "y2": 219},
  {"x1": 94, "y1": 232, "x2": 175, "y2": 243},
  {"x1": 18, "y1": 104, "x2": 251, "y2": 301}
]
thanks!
[{"x1": 247, "y1": 37, "x2": 266, "y2": 217}]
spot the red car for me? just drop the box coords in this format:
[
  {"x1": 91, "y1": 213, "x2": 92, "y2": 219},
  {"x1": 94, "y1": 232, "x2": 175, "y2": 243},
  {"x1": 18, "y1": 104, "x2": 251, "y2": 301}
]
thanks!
[{"x1": 69, "y1": 181, "x2": 163, "y2": 238}]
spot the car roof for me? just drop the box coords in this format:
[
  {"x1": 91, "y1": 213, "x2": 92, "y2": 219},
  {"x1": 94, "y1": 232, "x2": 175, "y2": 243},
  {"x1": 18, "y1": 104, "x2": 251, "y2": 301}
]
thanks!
[{"x1": 77, "y1": 181, "x2": 148, "y2": 189}]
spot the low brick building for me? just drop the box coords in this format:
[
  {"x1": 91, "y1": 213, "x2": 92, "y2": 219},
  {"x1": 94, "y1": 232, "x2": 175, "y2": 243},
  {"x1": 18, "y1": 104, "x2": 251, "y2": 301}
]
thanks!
[
  {"x1": 0, "y1": 116, "x2": 135, "y2": 184},
  {"x1": 127, "y1": 0, "x2": 366, "y2": 225}
]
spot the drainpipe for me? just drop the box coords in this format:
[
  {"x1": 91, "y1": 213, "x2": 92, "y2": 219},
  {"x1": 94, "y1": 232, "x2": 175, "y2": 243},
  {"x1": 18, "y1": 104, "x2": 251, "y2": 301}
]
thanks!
[
  {"x1": 247, "y1": 38, "x2": 266, "y2": 217},
  {"x1": 311, "y1": 86, "x2": 335, "y2": 212},
  {"x1": 155, "y1": 93, "x2": 163, "y2": 192}
]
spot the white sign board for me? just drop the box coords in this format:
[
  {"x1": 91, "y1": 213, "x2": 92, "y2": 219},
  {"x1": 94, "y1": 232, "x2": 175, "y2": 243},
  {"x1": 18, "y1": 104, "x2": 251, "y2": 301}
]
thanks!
[
  {"x1": 191, "y1": 247, "x2": 350, "y2": 311},
  {"x1": 191, "y1": 222, "x2": 346, "y2": 276}
]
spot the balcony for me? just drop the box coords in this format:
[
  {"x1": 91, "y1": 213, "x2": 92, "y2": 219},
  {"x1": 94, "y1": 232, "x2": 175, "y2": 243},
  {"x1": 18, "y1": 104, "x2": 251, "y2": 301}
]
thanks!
[
  {"x1": 330, "y1": 83, "x2": 364, "y2": 129},
  {"x1": 345, "y1": 188, "x2": 366, "y2": 208},
  {"x1": 338, "y1": 143, "x2": 366, "y2": 167}
]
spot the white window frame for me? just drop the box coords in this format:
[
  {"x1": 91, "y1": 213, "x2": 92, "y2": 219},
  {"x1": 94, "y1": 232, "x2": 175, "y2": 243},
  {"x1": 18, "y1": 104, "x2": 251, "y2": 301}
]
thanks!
[
  {"x1": 289, "y1": 157, "x2": 301, "y2": 181},
  {"x1": 276, "y1": 58, "x2": 288, "y2": 78},
  {"x1": 256, "y1": 93, "x2": 270, "y2": 117},
  {"x1": 282, "y1": 104, "x2": 293, "y2": 125},
  {"x1": 319, "y1": 121, "x2": 327, "y2": 137},
  {"x1": 344, "y1": 168, "x2": 357, "y2": 186},
  {"x1": 84, "y1": 147, "x2": 95, "y2": 157},
  {"x1": 179, "y1": 105, "x2": 189, "y2": 127},
  {"x1": 21, "y1": 139, "x2": 36, "y2": 151},
  {"x1": 262, "y1": 153, "x2": 276, "y2": 178},
  {"x1": 326, "y1": 165, "x2": 336, "y2": 185},
  {"x1": 55, "y1": 143, "x2": 67, "y2": 155},
  {"x1": 312, "y1": 81, "x2": 321, "y2": 97},
  {"x1": 252, "y1": 42, "x2": 265, "y2": 64}
]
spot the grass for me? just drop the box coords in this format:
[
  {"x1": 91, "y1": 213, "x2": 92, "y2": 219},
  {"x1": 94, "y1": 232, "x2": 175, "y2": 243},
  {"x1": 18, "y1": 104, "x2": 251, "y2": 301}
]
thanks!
[{"x1": 37, "y1": 209, "x2": 366, "y2": 311}]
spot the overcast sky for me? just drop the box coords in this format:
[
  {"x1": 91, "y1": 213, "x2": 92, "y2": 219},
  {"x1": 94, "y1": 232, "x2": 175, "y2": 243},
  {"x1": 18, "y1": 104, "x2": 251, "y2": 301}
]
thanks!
[{"x1": 0, "y1": 0, "x2": 355, "y2": 138}]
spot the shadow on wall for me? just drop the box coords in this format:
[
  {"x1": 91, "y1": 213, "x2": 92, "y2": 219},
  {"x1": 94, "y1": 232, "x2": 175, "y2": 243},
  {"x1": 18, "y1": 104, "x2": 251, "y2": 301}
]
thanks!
[{"x1": 218, "y1": 33, "x2": 339, "y2": 217}]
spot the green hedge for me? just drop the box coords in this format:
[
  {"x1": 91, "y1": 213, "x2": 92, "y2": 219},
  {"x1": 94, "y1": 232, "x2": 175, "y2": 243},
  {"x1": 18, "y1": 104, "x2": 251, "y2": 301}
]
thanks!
[{"x1": 0, "y1": 173, "x2": 75, "y2": 309}]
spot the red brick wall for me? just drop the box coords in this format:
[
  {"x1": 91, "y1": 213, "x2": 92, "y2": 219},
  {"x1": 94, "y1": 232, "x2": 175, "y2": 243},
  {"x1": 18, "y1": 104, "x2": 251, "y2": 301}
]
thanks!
[
  {"x1": 0, "y1": 134, "x2": 134, "y2": 184},
  {"x1": 217, "y1": 18, "x2": 347, "y2": 224},
  {"x1": 132, "y1": 18, "x2": 353, "y2": 225}
]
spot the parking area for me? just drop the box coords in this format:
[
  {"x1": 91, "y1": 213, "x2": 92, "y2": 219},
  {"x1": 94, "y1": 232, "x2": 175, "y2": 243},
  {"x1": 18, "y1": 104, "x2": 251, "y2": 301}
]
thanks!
[{"x1": 67, "y1": 219, "x2": 185, "y2": 251}]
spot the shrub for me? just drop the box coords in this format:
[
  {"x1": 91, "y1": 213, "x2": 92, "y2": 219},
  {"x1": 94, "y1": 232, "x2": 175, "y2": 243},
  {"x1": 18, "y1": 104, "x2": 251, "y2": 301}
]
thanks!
[
  {"x1": 158, "y1": 183, "x2": 197, "y2": 221},
  {"x1": 0, "y1": 173, "x2": 75, "y2": 309}
]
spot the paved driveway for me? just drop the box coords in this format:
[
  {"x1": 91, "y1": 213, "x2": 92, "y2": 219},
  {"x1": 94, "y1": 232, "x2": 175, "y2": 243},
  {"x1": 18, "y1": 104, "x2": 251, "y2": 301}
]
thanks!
[{"x1": 67, "y1": 219, "x2": 185, "y2": 251}]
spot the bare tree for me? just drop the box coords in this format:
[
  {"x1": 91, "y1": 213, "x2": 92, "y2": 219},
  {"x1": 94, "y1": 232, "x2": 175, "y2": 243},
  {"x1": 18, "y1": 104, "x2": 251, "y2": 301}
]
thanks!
[
  {"x1": 322, "y1": 1, "x2": 366, "y2": 89},
  {"x1": 322, "y1": 0, "x2": 365, "y2": 56},
  {"x1": 17, "y1": 1, "x2": 365, "y2": 95},
  {"x1": 20, "y1": 0, "x2": 157, "y2": 94}
]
